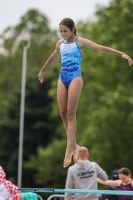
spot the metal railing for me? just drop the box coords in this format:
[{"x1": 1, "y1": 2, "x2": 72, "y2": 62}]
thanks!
[
  {"x1": 47, "y1": 194, "x2": 64, "y2": 200},
  {"x1": 37, "y1": 194, "x2": 44, "y2": 200}
]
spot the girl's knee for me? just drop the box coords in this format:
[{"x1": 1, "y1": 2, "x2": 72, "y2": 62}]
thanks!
[
  {"x1": 60, "y1": 112, "x2": 67, "y2": 121},
  {"x1": 67, "y1": 110, "x2": 75, "y2": 121},
  {"x1": 60, "y1": 110, "x2": 75, "y2": 121}
]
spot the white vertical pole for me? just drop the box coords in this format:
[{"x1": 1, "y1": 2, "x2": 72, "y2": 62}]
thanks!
[{"x1": 17, "y1": 45, "x2": 27, "y2": 188}]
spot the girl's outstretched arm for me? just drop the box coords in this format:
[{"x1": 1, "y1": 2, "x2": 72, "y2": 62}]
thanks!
[
  {"x1": 38, "y1": 40, "x2": 62, "y2": 83},
  {"x1": 97, "y1": 178, "x2": 121, "y2": 187},
  {"x1": 80, "y1": 37, "x2": 133, "y2": 66}
]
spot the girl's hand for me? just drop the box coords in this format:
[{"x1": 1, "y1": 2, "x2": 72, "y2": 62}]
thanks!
[
  {"x1": 38, "y1": 71, "x2": 44, "y2": 83},
  {"x1": 122, "y1": 54, "x2": 133, "y2": 66}
]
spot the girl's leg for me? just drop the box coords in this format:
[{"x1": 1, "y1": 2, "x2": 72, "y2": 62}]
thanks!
[
  {"x1": 57, "y1": 78, "x2": 83, "y2": 167},
  {"x1": 65, "y1": 77, "x2": 83, "y2": 166},
  {"x1": 57, "y1": 80, "x2": 72, "y2": 167},
  {"x1": 57, "y1": 79, "x2": 68, "y2": 132}
]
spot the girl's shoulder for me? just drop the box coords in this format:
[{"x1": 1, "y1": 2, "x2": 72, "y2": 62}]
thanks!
[
  {"x1": 77, "y1": 36, "x2": 87, "y2": 40},
  {"x1": 76, "y1": 36, "x2": 83, "y2": 42},
  {"x1": 118, "y1": 180, "x2": 122, "y2": 185},
  {"x1": 76, "y1": 36, "x2": 87, "y2": 49},
  {"x1": 56, "y1": 39, "x2": 64, "y2": 48}
]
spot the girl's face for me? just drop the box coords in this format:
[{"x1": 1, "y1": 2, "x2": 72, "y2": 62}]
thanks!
[
  {"x1": 119, "y1": 174, "x2": 131, "y2": 184},
  {"x1": 59, "y1": 24, "x2": 75, "y2": 41}
]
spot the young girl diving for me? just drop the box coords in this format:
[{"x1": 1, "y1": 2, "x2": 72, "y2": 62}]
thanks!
[{"x1": 38, "y1": 18, "x2": 133, "y2": 168}]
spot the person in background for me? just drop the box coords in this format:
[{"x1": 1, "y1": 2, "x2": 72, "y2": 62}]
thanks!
[
  {"x1": 65, "y1": 146, "x2": 108, "y2": 200},
  {"x1": 97, "y1": 167, "x2": 133, "y2": 200},
  {"x1": 0, "y1": 166, "x2": 20, "y2": 200},
  {"x1": 102, "y1": 169, "x2": 119, "y2": 200}
]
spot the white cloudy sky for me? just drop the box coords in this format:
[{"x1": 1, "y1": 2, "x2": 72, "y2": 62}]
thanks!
[{"x1": 0, "y1": 0, "x2": 111, "y2": 33}]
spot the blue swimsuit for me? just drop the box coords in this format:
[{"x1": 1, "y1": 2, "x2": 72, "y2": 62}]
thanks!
[{"x1": 59, "y1": 37, "x2": 82, "y2": 88}]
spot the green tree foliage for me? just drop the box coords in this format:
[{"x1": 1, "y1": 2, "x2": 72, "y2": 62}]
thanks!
[
  {"x1": 0, "y1": 9, "x2": 61, "y2": 186},
  {"x1": 77, "y1": 0, "x2": 133, "y2": 172},
  {"x1": 0, "y1": 9, "x2": 58, "y2": 115}
]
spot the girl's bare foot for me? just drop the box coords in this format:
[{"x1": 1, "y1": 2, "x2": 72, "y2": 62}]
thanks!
[
  {"x1": 63, "y1": 149, "x2": 72, "y2": 168},
  {"x1": 73, "y1": 144, "x2": 80, "y2": 163}
]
